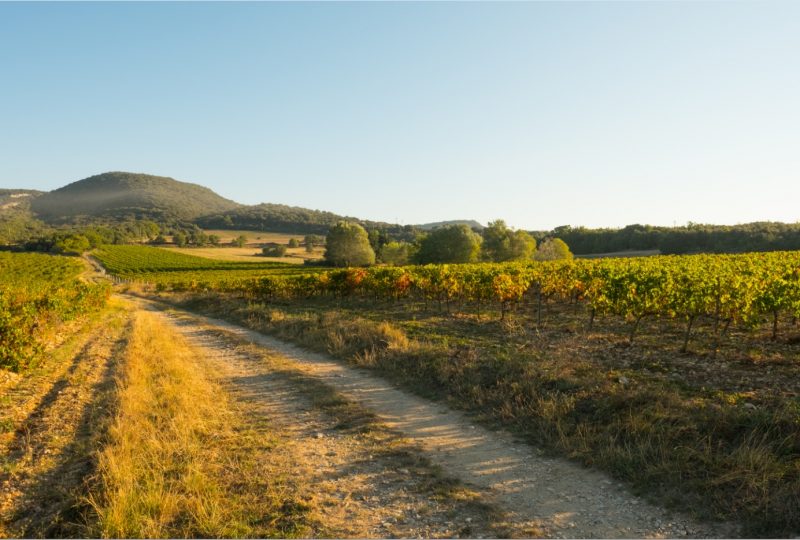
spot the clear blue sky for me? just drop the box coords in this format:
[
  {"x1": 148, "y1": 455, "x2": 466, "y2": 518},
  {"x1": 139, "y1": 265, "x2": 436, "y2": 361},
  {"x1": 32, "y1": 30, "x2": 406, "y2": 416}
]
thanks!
[{"x1": 1, "y1": 1, "x2": 799, "y2": 230}]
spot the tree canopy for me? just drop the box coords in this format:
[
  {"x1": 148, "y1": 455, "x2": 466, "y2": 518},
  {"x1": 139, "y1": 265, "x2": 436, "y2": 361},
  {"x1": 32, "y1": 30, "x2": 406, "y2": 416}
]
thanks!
[
  {"x1": 415, "y1": 224, "x2": 482, "y2": 264},
  {"x1": 481, "y1": 219, "x2": 536, "y2": 262},
  {"x1": 535, "y1": 237, "x2": 573, "y2": 261},
  {"x1": 325, "y1": 221, "x2": 376, "y2": 267}
]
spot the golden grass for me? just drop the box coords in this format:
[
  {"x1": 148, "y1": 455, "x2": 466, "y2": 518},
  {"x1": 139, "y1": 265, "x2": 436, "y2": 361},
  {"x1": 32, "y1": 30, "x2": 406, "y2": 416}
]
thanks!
[
  {"x1": 201, "y1": 229, "x2": 305, "y2": 244},
  {"x1": 160, "y1": 246, "x2": 324, "y2": 264},
  {"x1": 89, "y1": 311, "x2": 314, "y2": 538},
  {"x1": 90, "y1": 311, "x2": 238, "y2": 537}
]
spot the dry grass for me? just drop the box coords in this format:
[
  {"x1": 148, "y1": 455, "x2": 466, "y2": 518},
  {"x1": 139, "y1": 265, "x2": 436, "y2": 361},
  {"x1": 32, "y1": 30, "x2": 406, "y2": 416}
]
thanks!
[
  {"x1": 161, "y1": 246, "x2": 325, "y2": 264},
  {"x1": 201, "y1": 229, "x2": 305, "y2": 245},
  {"x1": 173, "y1": 293, "x2": 800, "y2": 536},
  {"x1": 89, "y1": 311, "x2": 311, "y2": 538}
]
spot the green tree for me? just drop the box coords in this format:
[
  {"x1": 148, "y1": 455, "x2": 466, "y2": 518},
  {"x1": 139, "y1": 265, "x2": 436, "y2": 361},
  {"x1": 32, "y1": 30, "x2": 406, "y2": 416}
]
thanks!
[
  {"x1": 288, "y1": 238, "x2": 300, "y2": 248},
  {"x1": 415, "y1": 224, "x2": 481, "y2": 264},
  {"x1": 535, "y1": 237, "x2": 573, "y2": 261},
  {"x1": 53, "y1": 234, "x2": 90, "y2": 255},
  {"x1": 208, "y1": 234, "x2": 221, "y2": 246},
  {"x1": 508, "y1": 230, "x2": 537, "y2": 260},
  {"x1": 173, "y1": 231, "x2": 187, "y2": 247},
  {"x1": 304, "y1": 234, "x2": 324, "y2": 252},
  {"x1": 325, "y1": 222, "x2": 376, "y2": 267},
  {"x1": 234, "y1": 235, "x2": 248, "y2": 248},
  {"x1": 482, "y1": 220, "x2": 536, "y2": 261},
  {"x1": 379, "y1": 241, "x2": 415, "y2": 266}
]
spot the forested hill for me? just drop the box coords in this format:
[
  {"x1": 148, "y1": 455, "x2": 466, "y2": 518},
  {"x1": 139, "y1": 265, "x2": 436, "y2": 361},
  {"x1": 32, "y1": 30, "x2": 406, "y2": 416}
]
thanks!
[
  {"x1": 547, "y1": 222, "x2": 800, "y2": 255},
  {"x1": 197, "y1": 202, "x2": 417, "y2": 238},
  {"x1": 416, "y1": 220, "x2": 484, "y2": 231},
  {"x1": 30, "y1": 172, "x2": 242, "y2": 224}
]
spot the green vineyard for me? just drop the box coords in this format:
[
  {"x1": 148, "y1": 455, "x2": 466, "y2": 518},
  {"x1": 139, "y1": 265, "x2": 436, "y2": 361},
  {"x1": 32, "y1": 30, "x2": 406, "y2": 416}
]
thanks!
[
  {"x1": 96, "y1": 245, "x2": 800, "y2": 348},
  {"x1": 0, "y1": 251, "x2": 110, "y2": 371}
]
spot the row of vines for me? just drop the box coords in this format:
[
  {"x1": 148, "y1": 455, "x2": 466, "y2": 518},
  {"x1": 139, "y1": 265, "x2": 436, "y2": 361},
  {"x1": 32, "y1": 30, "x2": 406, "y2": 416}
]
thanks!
[
  {"x1": 96, "y1": 246, "x2": 800, "y2": 349},
  {"x1": 0, "y1": 252, "x2": 110, "y2": 371}
]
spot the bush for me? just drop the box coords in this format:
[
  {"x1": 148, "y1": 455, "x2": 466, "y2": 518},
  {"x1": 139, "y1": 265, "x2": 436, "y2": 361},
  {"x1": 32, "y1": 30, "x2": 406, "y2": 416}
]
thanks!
[{"x1": 262, "y1": 245, "x2": 287, "y2": 257}]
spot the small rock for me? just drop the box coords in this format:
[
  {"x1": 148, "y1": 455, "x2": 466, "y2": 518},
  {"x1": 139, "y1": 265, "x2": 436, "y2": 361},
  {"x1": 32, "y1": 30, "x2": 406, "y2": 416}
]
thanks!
[
  {"x1": 743, "y1": 403, "x2": 757, "y2": 411},
  {"x1": 315, "y1": 432, "x2": 324, "y2": 439},
  {"x1": 618, "y1": 376, "x2": 630, "y2": 385},
  {"x1": 398, "y1": 468, "x2": 410, "y2": 474}
]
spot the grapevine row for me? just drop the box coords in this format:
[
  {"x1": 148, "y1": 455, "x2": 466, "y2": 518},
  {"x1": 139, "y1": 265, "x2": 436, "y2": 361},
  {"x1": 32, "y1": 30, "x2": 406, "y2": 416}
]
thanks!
[
  {"x1": 0, "y1": 252, "x2": 111, "y2": 371},
  {"x1": 96, "y1": 246, "x2": 800, "y2": 346}
]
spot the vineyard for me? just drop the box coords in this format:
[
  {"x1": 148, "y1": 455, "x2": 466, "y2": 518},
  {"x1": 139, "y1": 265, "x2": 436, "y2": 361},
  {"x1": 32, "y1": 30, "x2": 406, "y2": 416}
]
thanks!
[
  {"x1": 97, "y1": 245, "x2": 800, "y2": 349},
  {"x1": 94, "y1": 245, "x2": 325, "y2": 287},
  {"x1": 0, "y1": 251, "x2": 110, "y2": 371}
]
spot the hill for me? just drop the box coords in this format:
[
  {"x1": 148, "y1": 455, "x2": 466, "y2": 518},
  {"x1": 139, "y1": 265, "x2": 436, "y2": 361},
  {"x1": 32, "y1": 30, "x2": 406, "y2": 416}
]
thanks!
[
  {"x1": 30, "y1": 172, "x2": 241, "y2": 224},
  {"x1": 0, "y1": 189, "x2": 47, "y2": 244},
  {"x1": 416, "y1": 220, "x2": 484, "y2": 231},
  {"x1": 198, "y1": 202, "x2": 417, "y2": 238}
]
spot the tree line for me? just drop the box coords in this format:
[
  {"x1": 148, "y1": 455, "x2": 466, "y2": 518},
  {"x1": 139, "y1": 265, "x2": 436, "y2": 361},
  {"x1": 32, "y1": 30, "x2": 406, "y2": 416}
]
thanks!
[
  {"x1": 324, "y1": 220, "x2": 572, "y2": 267},
  {"x1": 549, "y1": 222, "x2": 800, "y2": 255}
]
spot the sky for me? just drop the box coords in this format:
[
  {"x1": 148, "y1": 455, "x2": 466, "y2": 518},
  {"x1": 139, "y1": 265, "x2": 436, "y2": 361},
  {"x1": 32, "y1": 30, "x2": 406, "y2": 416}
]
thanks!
[{"x1": 1, "y1": 1, "x2": 799, "y2": 231}]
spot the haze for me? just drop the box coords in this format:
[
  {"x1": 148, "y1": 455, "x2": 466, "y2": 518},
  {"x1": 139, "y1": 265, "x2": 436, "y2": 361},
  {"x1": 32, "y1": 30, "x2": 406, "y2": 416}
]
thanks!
[{"x1": 1, "y1": 2, "x2": 798, "y2": 230}]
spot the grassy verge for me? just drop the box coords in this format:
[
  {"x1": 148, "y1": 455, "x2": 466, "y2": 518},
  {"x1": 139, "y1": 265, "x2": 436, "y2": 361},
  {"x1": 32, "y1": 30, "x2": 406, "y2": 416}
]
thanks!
[
  {"x1": 164, "y1": 291, "x2": 800, "y2": 537},
  {"x1": 89, "y1": 310, "x2": 313, "y2": 538}
]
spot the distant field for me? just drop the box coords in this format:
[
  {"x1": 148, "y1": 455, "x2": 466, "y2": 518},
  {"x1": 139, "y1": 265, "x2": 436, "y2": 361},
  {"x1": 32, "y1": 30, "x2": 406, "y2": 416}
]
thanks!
[
  {"x1": 162, "y1": 246, "x2": 325, "y2": 264},
  {"x1": 94, "y1": 245, "x2": 325, "y2": 288},
  {"x1": 202, "y1": 229, "x2": 306, "y2": 245}
]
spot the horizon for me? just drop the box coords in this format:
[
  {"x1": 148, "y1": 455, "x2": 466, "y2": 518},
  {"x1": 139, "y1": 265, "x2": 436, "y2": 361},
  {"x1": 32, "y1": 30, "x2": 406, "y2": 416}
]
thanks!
[{"x1": 2, "y1": 2, "x2": 799, "y2": 230}]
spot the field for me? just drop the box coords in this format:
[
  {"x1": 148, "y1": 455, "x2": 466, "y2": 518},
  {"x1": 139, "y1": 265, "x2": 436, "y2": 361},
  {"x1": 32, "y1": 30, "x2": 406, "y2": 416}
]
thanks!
[
  {"x1": 99, "y1": 247, "x2": 800, "y2": 535},
  {"x1": 201, "y1": 229, "x2": 306, "y2": 245},
  {"x1": 94, "y1": 245, "x2": 326, "y2": 290},
  {"x1": 161, "y1": 245, "x2": 325, "y2": 264}
]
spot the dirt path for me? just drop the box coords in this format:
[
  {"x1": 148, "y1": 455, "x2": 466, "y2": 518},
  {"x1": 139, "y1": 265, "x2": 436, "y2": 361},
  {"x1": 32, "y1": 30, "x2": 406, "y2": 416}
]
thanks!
[
  {"x1": 137, "y1": 301, "x2": 511, "y2": 538},
  {"x1": 130, "y1": 296, "x2": 736, "y2": 539}
]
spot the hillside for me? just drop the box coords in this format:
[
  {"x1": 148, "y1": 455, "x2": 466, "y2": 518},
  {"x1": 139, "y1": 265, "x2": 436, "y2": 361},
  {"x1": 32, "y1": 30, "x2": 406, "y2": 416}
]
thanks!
[
  {"x1": 416, "y1": 219, "x2": 484, "y2": 231},
  {"x1": 0, "y1": 189, "x2": 47, "y2": 243},
  {"x1": 198, "y1": 202, "x2": 417, "y2": 238},
  {"x1": 30, "y1": 172, "x2": 241, "y2": 224}
]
